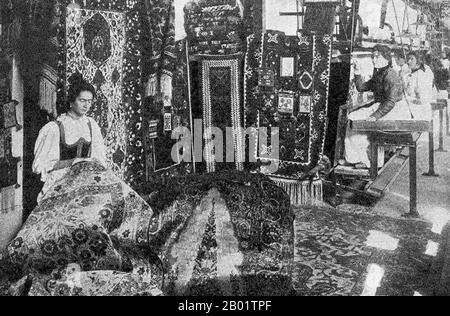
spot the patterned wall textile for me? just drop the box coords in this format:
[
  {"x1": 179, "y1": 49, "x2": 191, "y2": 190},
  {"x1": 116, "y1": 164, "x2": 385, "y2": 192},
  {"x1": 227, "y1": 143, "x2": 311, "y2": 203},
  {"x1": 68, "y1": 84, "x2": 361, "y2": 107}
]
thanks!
[
  {"x1": 184, "y1": 0, "x2": 244, "y2": 55},
  {"x1": 199, "y1": 54, "x2": 245, "y2": 173},
  {"x1": 142, "y1": 0, "x2": 176, "y2": 100},
  {"x1": 245, "y1": 31, "x2": 333, "y2": 179},
  {"x1": 242, "y1": 0, "x2": 263, "y2": 39},
  {"x1": 57, "y1": 1, "x2": 145, "y2": 189}
]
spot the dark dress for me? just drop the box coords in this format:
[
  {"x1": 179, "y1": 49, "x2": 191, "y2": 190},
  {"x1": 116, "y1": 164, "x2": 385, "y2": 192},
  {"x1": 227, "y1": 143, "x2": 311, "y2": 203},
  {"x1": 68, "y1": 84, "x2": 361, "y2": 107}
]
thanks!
[{"x1": 57, "y1": 120, "x2": 92, "y2": 161}]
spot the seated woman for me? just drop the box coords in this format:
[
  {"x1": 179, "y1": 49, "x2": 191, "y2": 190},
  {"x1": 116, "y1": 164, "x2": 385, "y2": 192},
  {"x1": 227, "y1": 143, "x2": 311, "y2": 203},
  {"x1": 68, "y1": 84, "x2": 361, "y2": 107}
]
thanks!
[
  {"x1": 344, "y1": 45, "x2": 413, "y2": 169},
  {"x1": 33, "y1": 75, "x2": 106, "y2": 203}
]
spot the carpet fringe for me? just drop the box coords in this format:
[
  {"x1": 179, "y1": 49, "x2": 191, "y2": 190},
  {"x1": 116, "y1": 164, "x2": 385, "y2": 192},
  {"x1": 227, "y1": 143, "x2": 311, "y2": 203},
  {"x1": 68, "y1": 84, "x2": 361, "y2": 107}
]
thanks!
[{"x1": 270, "y1": 177, "x2": 323, "y2": 206}]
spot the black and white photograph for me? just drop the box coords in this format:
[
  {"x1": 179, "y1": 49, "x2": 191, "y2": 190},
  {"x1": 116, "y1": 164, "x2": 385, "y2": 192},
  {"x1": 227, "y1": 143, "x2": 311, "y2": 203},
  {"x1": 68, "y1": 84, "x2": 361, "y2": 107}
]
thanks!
[{"x1": 0, "y1": 0, "x2": 450, "y2": 301}]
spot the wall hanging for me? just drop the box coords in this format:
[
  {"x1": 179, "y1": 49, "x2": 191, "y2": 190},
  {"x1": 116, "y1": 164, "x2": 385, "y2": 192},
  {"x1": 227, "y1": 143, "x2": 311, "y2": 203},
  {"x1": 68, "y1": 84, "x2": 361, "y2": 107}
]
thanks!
[
  {"x1": 57, "y1": 0, "x2": 146, "y2": 189},
  {"x1": 245, "y1": 31, "x2": 332, "y2": 204}
]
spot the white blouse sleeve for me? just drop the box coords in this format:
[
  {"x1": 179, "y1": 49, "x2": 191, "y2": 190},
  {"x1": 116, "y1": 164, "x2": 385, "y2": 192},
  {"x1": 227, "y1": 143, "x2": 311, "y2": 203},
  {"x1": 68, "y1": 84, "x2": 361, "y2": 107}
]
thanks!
[
  {"x1": 89, "y1": 118, "x2": 108, "y2": 167},
  {"x1": 32, "y1": 122, "x2": 60, "y2": 182}
]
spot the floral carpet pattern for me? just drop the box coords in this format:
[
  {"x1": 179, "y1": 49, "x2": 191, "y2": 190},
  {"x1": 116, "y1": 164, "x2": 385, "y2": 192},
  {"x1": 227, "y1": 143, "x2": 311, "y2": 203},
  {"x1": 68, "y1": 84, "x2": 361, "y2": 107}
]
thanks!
[{"x1": 293, "y1": 205, "x2": 439, "y2": 296}]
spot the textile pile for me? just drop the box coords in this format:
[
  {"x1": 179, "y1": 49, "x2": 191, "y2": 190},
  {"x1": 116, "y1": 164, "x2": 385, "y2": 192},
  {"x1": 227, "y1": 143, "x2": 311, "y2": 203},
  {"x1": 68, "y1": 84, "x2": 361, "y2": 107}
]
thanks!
[
  {"x1": 0, "y1": 162, "x2": 295, "y2": 296},
  {"x1": 184, "y1": 0, "x2": 244, "y2": 55},
  {"x1": 147, "y1": 170, "x2": 295, "y2": 296}
]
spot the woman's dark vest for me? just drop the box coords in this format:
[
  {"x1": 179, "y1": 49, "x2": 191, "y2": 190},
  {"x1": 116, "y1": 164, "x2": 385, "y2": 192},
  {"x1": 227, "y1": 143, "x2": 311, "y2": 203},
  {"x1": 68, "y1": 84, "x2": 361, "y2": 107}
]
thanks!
[{"x1": 57, "y1": 120, "x2": 92, "y2": 161}]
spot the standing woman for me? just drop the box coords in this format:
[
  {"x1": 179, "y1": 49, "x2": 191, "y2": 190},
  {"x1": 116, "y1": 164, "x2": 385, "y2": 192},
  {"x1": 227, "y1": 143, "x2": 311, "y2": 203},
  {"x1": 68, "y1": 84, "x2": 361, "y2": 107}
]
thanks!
[
  {"x1": 32, "y1": 75, "x2": 107, "y2": 203},
  {"x1": 404, "y1": 51, "x2": 434, "y2": 121}
]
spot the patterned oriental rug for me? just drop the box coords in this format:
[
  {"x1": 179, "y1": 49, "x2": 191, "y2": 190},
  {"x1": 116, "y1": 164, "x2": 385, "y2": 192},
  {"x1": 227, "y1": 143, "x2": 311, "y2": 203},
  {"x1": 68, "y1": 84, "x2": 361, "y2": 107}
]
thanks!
[
  {"x1": 293, "y1": 206, "x2": 439, "y2": 296},
  {"x1": 245, "y1": 31, "x2": 332, "y2": 179},
  {"x1": 57, "y1": 1, "x2": 146, "y2": 188},
  {"x1": 0, "y1": 163, "x2": 294, "y2": 296}
]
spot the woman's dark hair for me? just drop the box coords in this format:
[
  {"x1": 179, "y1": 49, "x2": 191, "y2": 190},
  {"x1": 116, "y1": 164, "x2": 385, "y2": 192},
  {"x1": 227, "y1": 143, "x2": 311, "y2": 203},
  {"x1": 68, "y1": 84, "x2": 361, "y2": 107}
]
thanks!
[
  {"x1": 373, "y1": 44, "x2": 392, "y2": 66},
  {"x1": 393, "y1": 49, "x2": 406, "y2": 60},
  {"x1": 407, "y1": 51, "x2": 425, "y2": 68},
  {"x1": 67, "y1": 73, "x2": 96, "y2": 104}
]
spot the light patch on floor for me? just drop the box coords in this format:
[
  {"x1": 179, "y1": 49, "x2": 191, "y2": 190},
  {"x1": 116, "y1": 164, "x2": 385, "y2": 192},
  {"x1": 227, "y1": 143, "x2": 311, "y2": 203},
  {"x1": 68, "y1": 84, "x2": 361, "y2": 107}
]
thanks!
[
  {"x1": 425, "y1": 241, "x2": 439, "y2": 257},
  {"x1": 414, "y1": 292, "x2": 423, "y2": 296},
  {"x1": 365, "y1": 231, "x2": 399, "y2": 251},
  {"x1": 421, "y1": 207, "x2": 450, "y2": 235},
  {"x1": 361, "y1": 264, "x2": 385, "y2": 296}
]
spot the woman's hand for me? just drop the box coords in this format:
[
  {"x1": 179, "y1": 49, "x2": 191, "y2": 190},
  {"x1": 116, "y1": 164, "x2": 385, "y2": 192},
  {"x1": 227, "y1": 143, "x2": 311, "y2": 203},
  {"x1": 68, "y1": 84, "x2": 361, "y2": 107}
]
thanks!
[
  {"x1": 367, "y1": 116, "x2": 377, "y2": 122},
  {"x1": 353, "y1": 60, "x2": 362, "y2": 76},
  {"x1": 72, "y1": 158, "x2": 94, "y2": 166}
]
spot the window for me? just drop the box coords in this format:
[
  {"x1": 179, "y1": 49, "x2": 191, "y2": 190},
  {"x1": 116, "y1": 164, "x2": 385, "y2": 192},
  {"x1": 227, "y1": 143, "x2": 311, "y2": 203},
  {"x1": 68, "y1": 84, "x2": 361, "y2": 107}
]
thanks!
[{"x1": 264, "y1": 0, "x2": 303, "y2": 35}]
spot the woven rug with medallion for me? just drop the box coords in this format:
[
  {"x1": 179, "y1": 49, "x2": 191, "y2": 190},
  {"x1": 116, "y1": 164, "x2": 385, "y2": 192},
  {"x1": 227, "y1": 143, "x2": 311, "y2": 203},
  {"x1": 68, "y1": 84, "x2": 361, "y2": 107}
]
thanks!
[
  {"x1": 293, "y1": 205, "x2": 439, "y2": 296},
  {"x1": 57, "y1": 1, "x2": 146, "y2": 188}
]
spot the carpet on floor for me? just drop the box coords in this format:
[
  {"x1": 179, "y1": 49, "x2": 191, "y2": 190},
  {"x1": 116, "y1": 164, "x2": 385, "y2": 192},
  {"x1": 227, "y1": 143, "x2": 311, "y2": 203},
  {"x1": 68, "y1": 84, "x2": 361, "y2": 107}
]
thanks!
[{"x1": 293, "y1": 205, "x2": 439, "y2": 296}]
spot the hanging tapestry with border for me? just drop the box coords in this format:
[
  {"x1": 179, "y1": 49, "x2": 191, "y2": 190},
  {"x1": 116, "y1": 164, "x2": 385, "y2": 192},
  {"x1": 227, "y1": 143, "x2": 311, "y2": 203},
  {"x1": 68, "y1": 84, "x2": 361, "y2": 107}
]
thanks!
[
  {"x1": 245, "y1": 31, "x2": 332, "y2": 180},
  {"x1": 198, "y1": 54, "x2": 245, "y2": 174},
  {"x1": 57, "y1": 1, "x2": 145, "y2": 189}
]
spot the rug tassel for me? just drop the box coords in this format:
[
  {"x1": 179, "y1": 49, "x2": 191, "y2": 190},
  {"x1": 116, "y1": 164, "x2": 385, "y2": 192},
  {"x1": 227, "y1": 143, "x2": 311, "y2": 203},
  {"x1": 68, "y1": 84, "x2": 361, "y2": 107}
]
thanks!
[
  {"x1": 146, "y1": 75, "x2": 158, "y2": 97},
  {"x1": 270, "y1": 178, "x2": 323, "y2": 206}
]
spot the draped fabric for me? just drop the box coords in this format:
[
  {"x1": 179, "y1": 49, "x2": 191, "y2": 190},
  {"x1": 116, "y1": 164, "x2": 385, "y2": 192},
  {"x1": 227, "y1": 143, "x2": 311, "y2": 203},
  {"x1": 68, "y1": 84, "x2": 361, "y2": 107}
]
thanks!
[
  {"x1": 1, "y1": 161, "x2": 294, "y2": 296},
  {"x1": 147, "y1": 171, "x2": 294, "y2": 296},
  {"x1": 245, "y1": 31, "x2": 333, "y2": 179},
  {"x1": 56, "y1": 1, "x2": 146, "y2": 189}
]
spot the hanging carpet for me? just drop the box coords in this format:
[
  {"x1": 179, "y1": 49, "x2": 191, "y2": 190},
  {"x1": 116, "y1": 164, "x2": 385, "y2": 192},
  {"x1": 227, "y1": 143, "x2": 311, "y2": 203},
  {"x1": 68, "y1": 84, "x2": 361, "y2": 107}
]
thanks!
[
  {"x1": 245, "y1": 31, "x2": 332, "y2": 179},
  {"x1": 199, "y1": 54, "x2": 245, "y2": 173},
  {"x1": 57, "y1": 1, "x2": 145, "y2": 188}
]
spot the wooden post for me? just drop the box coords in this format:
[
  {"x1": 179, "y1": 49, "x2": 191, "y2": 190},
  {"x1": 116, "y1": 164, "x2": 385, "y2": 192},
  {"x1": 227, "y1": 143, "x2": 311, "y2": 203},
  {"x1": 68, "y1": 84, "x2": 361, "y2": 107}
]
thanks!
[
  {"x1": 409, "y1": 145, "x2": 419, "y2": 218},
  {"x1": 447, "y1": 107, "x2": 450, "y2": 136},
  {"x1": 370, "y1": 139, "x2": 379, "y2": 180},
  {"x1": 437, "y1": 108, "x2": 447, "y2": 152},
  {"x1": 423, "y1": 120, "x2": 439, "y2": 177}
]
